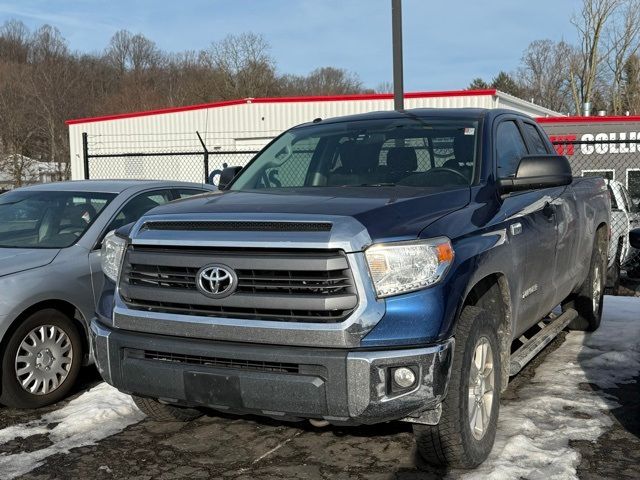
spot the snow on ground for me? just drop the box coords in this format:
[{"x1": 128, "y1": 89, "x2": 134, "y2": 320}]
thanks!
[
  {"x1": 461, "y1": 296, "x2": 640, "y2": 480},
  {"x1": 0, "y1": 383, "x2": 144, "y2": 480}
]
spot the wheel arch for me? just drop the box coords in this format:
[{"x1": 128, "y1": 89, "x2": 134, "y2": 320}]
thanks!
[
  {"x1": 0, "y1": 299, "x2": 89, "y2": 388},
  {"x1": 461, "y1": 272, "x2": 512, "y2": 392}
]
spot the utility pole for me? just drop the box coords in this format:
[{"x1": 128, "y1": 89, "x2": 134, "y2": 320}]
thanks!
[{"x1": 392, "y1": 0, "x2": 404, "y2": 111}]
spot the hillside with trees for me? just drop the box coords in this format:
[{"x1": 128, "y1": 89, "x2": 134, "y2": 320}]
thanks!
[{"x1": 0, "y1": 25, "x2": 367, "y2": 185}]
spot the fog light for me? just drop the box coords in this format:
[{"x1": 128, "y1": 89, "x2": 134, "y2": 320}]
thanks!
[{"x1": 393, "y1": 367, "x2": 416, "y2": 389}]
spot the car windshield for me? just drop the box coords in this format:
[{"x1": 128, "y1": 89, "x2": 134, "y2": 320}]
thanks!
[
  {"x1": 0, "y1": 190, "x2": 116, "y2": 248},
  {"x1": 230, "y1": 117, "x2": 479, "y2": 191}
]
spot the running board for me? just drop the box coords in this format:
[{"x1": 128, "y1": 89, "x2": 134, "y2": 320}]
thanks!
[{"x1": 509, "y1": 308, "x2": 577, "y2": 376}]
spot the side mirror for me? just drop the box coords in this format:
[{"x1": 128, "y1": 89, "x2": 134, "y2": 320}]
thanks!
[
  {"x1": 630, "y1": 228, "x2": 640, "y2": 249},
  {"x1": 498, "y1": 155, "x2": 572, "y2": 194},
  {"x1": 218, "y1": 166, "x2": 242, "y2": 190}
]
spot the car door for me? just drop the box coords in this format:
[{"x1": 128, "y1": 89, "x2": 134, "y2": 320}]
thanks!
[
  {"x1": 495, "y1": 118, "x2": 560, "y2": 335},
  {"x1": 88, "y1": 189, "x2": 174, "y2": 307},
  {"x1": 522, "y1": 120, "x2": 580, "y2": 308}
]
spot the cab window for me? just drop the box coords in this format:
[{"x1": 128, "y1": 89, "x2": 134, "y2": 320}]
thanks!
[{"x1": 496, "y1": 121, "x2": 528, "y2": 178}]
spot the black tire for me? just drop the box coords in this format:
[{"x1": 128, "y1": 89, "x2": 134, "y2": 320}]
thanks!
[
  {"x1": 562, "y1": 230, "x2": 607, "y2": 331},
  {"x1": 132, "y1": 395, "x2": 203, "y2": 422},
  {"x1": 413, "y1": 306, "x2": 501, "y2": 469},
  {"x1": 0, "y1": 309, "x2": 83, "y2": 409},
  {"x1": 604, "y1": 241, "x2": 622, "y2": 296}
]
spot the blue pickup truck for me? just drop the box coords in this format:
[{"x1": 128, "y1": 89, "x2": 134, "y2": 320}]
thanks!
[{"x1": 92, "y1": 108, "x2": 609, "y2": 468}]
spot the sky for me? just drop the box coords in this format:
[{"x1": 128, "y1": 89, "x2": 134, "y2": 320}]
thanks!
[{"x1": 0, "y1": 0, "x2": 583, "y2": 92}]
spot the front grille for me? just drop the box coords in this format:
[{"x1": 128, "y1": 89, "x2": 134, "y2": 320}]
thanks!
[
  {"x1": 142, "y1": 350, "x2": 299, "y2": 373},
  {"x1": 128, "y1": 265, "x2": 353, "y2": 296},
  {"x1": 140, "y1": 221, "x2": 332, "y2": 232},
  {"x1": 119, "y1": 246, "x2": 358, "y2": 323}
]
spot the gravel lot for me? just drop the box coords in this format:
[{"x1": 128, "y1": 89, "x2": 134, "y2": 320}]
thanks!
[{"x1": 0, "y1": 296, "x2": 638, "y2": 480}]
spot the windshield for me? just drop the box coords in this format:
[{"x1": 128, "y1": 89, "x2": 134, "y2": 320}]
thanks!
[
  {"x1": 0, "y1": 190, "x2": 116, "y2": 248},
  {"x1": 230, "y1": 117, "x2": 479, "y2": 191}
]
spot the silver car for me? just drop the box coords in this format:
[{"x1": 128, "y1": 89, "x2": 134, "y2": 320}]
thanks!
[{"x1": 0, "y1": 180, "x2": 215, "y2": 408}]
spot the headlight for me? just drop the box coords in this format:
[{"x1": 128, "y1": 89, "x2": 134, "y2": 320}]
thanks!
[
  {"x1": 365, "y1": 238, "x2": 454, "y2": 298},
  {"x1": 101, "y1": 230, "x2": 127, "y2": 283}
]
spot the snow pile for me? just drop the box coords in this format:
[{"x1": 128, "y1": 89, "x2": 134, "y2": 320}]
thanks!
[
  {"x1": 0, "y1": 383, "x2": 144, "y2": 480},
  {"x1": 461, "y1": 296, "x2": 640, "y2": 480}
]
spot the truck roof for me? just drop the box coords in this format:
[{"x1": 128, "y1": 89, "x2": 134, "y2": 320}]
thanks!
[{"x1": 294, "y1": 108, "x2": 530, "y2": 128}]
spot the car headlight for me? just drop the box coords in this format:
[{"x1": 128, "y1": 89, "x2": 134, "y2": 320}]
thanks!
[
  {"x1": 101, "y1": 230, "x2": 127, "y2": 283},
  {"x1": 365, "y1": 238, "x2": 454, "y2": 298}
]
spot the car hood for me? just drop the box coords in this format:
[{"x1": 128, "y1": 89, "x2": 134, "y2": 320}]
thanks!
[
  {"x1": 0, "y1": 248, "x2": 60, "y2": 277},
  {"x1": 144, "y1": 186, "x2": 471, "y2": 242}
]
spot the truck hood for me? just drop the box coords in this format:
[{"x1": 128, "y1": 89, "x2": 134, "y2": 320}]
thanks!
[
  {"x1": 145, "y1": 186, "x2": 471, "y2": 241},
  {"x1": 0, "y1": 248, "x2": 60, "y2": 277}
]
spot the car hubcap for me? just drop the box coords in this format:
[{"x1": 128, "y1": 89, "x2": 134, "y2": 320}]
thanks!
[
  {"x1": 15, "y1": 325, "x2": 73, "y2": 395},
  {"x1": 468, "y1": 337, "x2": 494, "y2": 440},
  {"x1": 593, "y1": 264, "x2": 602, "y2": 313}
]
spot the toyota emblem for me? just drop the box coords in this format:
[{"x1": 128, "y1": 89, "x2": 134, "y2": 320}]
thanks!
[{"x1": 196, "y1": 264, "x2": 237, "y2": 298}]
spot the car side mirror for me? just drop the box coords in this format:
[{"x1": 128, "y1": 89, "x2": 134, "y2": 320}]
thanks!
[
  {"x1": 630, "y1": 228, "x2": 640, "y2": 249},
  {"x1": 218, "y1": 166, "x2": 242, "y2": 190},
  {"x1": 498, "y1": 155, "x2": 572, "y2": 194}
]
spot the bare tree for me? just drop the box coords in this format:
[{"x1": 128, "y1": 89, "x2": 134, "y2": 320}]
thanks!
[
  {"x1": 375, "y1": 81, "x2": 393, "y2": 93},
  {"x1": 603, "y1": 0, "x2": 640, "y2": 113},
  {"x1": 0, "y1": 19, "x2": 30, "y2": 63},
  {"x1": 517, "y1": 40, "x2": 575, "y2": 113},
  {"x1": 129, "y1": 34, "x2": 160, "y2": 72},
  {"x1": 105, "y1": 30, "x2": 132, "y2": 74},
  {"x1": 28, "y1": 24, "x2": 68, "y2": 63},
  {"x1": 622, "y1": 54, "x2": 640, "y2": 113},
  {"x1": 569, "y1": 0, "x2": 623, "y2": 113},
  {"x1": 204, "y1": 33, "x2": 278, "y2": 98}
]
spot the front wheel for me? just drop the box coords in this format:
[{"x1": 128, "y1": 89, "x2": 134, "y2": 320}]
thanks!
[
  {"x1": 413, "y1": 306, "x2": 501, "y2": 469},
  {"x1": 0, "y1": 309, "x2": 83, "y2": 408}
]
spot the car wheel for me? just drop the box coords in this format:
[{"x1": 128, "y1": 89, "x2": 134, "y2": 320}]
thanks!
[
  {"x1": 0, "y1": 309, "x2": 83, "y2": 408},
  {"x1": 413, "y1": 306, "x2": 501, "y2": 469},
  {"x1": 132, "y1": 396, "x2": 203, "y2": 422},
  {"x1": 563, "y1": 230, "x2": 607, "y2": 331}
]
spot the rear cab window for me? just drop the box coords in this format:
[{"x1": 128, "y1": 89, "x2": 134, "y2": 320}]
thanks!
[{"x1": 522, "y1": 122, "x2": 550, "y2": 155}]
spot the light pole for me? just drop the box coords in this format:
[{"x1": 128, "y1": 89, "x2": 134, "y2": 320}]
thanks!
[{"x1": 392, "y1": 0, "x2": 404, "y2": 111}]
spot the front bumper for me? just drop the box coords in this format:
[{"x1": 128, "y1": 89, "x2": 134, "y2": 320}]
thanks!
[{"x1": 91, "y1": 318, "x2": 454, "y2": 425}]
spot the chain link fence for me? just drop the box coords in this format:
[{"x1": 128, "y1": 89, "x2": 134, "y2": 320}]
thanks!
[
  {"x1": 551, "y1": 137, "x2": 640, "y2": 296},
  {"x1": 82, "y1": 132, "x2": 258, "y2": 185}
]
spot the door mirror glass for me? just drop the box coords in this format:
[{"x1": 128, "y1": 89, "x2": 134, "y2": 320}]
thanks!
[
  {"x1": 499, "y1": 155, "x2": 572, "y2": 194},
  {"x1": 630, "y1": 228, "x2": 640, "y2": 249}
]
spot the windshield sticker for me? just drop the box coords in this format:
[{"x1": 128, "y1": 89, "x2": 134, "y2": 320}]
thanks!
[{"x1": 464, "y1": 128, "x2": 475, "y2": 136}]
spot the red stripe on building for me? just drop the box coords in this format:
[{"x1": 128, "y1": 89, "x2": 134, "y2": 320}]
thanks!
[
  {"x1": 65, "y1": 89, "x2": 498, "y2": 125},
  {"x1": 537, "y1": 115, "x2": 640, "y2": 124}
]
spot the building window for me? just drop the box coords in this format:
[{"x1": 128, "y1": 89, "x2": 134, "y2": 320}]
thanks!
[
  {"x1": 627, "y1": 169, "x2": 640, "y2": 206},
  {"x1": 582, "y1": 169, "x2": 615, "y2": 181}
]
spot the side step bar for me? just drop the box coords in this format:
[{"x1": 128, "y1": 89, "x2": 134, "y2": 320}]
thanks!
[{"x1": 509, "y1": 308, "x2": 578, "y2": 376}]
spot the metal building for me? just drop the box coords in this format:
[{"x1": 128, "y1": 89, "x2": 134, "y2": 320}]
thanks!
[{"x1": 66, "y1": 89, "x2": 560, "y2": 183}]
